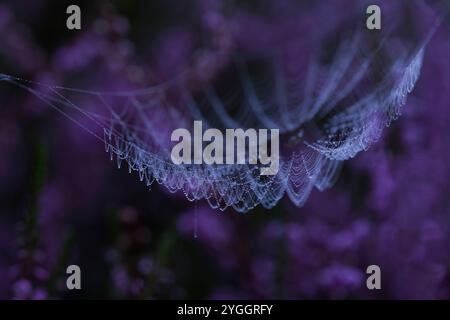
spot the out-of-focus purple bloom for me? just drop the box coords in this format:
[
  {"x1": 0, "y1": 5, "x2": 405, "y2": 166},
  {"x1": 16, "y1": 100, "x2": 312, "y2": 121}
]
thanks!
[{"x1": 1, "y1": 0, "x2": 450, "y2": 300}]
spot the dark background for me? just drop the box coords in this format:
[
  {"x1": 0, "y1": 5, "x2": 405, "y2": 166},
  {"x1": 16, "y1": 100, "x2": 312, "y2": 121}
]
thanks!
[{"x1": 0, "y1": 0, "x2": 450, "y2": 299}]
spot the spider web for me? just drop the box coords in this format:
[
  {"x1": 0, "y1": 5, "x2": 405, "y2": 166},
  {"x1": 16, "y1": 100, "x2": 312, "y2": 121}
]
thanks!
[{"x1": 0, "y1": 12, "x2": 442, "y2": 213}]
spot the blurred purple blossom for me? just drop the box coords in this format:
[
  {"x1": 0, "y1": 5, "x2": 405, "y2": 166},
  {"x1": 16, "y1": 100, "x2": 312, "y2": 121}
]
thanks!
[{"x1": 0, "y1": 0, "x2": 450, "y2": 300}]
